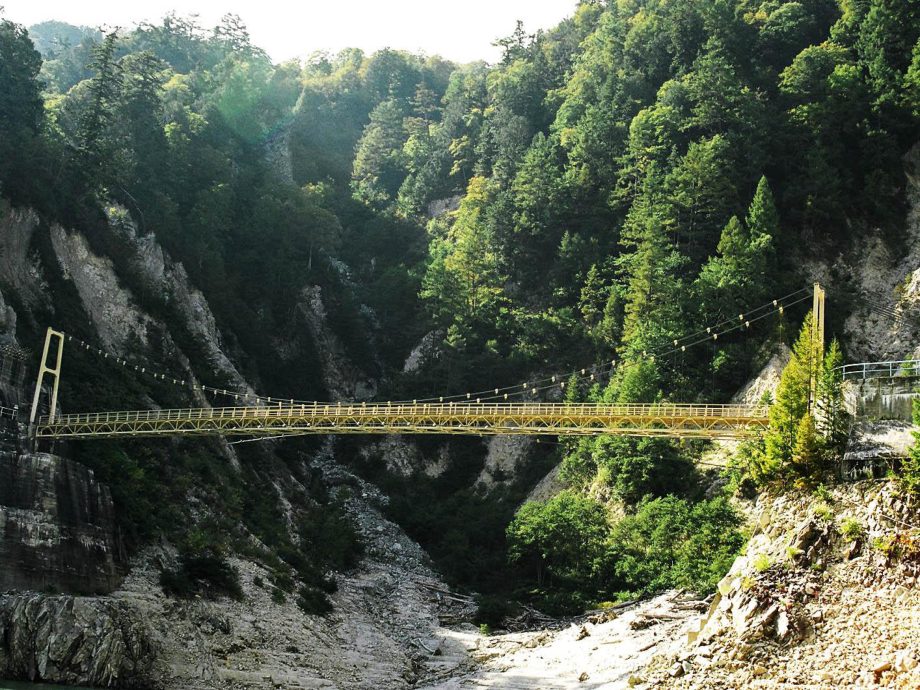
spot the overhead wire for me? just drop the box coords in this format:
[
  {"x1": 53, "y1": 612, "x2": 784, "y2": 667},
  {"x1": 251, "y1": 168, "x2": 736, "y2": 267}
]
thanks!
[
  {"x1": 47, "y1": 286, "x2": 816, "y2": 411},
  {"x1": 389, "y1": 287, "x2": 812, "y2": 405},
  {"x1": 858, "y1": 295, "x2": 920, "y2": 328},
  {"x1": 469, "y1": 292, "x2": 813, "y2": 404}
]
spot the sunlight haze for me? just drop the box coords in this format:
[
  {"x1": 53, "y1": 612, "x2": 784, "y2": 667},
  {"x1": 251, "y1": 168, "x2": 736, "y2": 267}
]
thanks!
[{"x1": 2, "y1": 0, "x2": 578, "y2": 63}]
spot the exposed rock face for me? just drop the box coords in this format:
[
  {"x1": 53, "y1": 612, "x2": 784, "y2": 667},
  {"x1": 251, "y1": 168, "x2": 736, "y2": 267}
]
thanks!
[
  {"x1": 295, "y1": 284, "x2": 377, "y2": 401},
  {"x1": 50, "y1": 223, "x2": 153, "y2": 352},
  {"x1": 731, "y1": 346, "x2": 791, "y2": 406},
  {"x1": 0, "y1": 289, "x2": 18, "y2": 341},
  {"x1": 524, "y1": 463, "x2": 565, "y2": 504},
  {"x1": 0, "y1": 204, "x2": 46, "y2": 312},
  {"x1": 262, "y1": 125, "x2": 294, "y2": 184},
  {"x1": 475, "y1": 436, "x2": 533, "y2": 491},
  {"x1": 360, "y1": 435, "x2": 424, "y2": 476},
  {"x1": 0, "y1": 593, "x2": 155, "y2": 687},
  {"x1": 648, "y1": 482, "x2": 920, "y2": 688},
  {"x1": 0, "y1": 453, "x2": 125, "y2": 594},
  {"x1": 427, "y1": 196, "x2": 461, "y2": 218},
  {"x1": 805, "y1": 146, "x2": 920, "y2": 362},
  {"x1": 403, "y1": 331, "x2": 440, "y2": 374}
]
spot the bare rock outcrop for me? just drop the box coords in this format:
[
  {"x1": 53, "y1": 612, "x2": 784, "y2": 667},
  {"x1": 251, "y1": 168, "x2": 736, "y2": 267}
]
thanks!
[
  {"x1": 0, "y1": 593, "x2": 155, "y2": 687},
  {"x1": 294, "y1": 285, "x2": 377, "y2": 401},
  {"x1": 0, "y1": 204, "x2": 47, "y2": 312},
  {"x1": 0, "y1": 453, "x2": 125, "y2": 595},
  {"x1": 645, "y1": 482, "x2": 920, "y2": 688}
]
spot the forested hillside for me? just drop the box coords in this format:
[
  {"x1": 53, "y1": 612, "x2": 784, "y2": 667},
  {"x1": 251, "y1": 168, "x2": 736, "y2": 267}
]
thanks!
[{"x1": 1, "y1": 0, "x2": 919, "y2": 616}]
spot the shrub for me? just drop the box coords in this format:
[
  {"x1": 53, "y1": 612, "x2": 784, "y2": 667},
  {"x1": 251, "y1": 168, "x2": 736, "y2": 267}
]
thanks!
[
  {"x1": 507, "y1": 492, "x2": 609, "y2": 592},
  {"x1": 296, "y1": 585, "x2": 333, "y2": 616},
  {"x1": 604, "y1": 495, "x2": 746, "y2": 595},
  {"x1": 839, "y1": 517, "x2": 864, "y2": 540},
  {"x1": 475, "y1": 595, "x2": 519, "y2": 629},
  {"x1": 812, "y1": 501, "x2": 833, "y2": 522},
  {"x1": 160, "y1": 554, "x2": 243, "y2": 600},
  {"x1": 535, "y1": 591, "x2": 591, "y2": 617},
  {"x1": 813, "y1": 484, "x2": 833, "y2": 503},
  {"x1": 270, "y1": 569, "x2": 296, "y2": 594},
  {"x1": 872, "y1": 535, "x2": 896, "y2": 554},
  {"x1": 753, "y1": 554, "x2": 772, "y2": 572}
]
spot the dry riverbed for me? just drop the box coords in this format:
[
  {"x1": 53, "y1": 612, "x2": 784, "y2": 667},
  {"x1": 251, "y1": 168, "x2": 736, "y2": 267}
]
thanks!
[{"x1": 417, "y1": 591, "x2": 705, "y2": 689}]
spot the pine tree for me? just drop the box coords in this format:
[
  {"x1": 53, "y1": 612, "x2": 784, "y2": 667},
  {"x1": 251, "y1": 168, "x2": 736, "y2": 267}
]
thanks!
[
  {"x1": 75, "y1": 30, "x2": 123, "y2": 191},
  {"x1": 746, "y1": 176, "x2": 780, "y2": 240},
  {"x1": 620, "y1": 200, "x2": 687, "y2": 355},
  {"x1": 352, "y1": 99, "x2": 408, "y2": 205},
  {"x1": 901, "y1": 398, "x2": 920, "y2": 496},
  {"x1": 817, "y1": 338, "x2": 850, "y2": 456},
  {"x1": 792, "y1": 414, "x2": 822, "y2": 478},
  {"x1": 763, "y1": 313, "x2": 818, "y2": 477},
  {"x1": 579, "y1": 264, "x2": 607, "y2": 326}
]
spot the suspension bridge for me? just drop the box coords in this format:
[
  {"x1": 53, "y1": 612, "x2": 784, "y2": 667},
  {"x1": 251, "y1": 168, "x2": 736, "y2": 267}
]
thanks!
[{"x1": 16, "y1": 285, "x2": 836, "y2": 442}]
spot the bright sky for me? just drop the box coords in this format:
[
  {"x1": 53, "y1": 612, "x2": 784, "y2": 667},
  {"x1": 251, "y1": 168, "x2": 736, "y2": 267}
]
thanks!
[{"x1": 2, "y1": 0, "x2": 579, "y2": 64}]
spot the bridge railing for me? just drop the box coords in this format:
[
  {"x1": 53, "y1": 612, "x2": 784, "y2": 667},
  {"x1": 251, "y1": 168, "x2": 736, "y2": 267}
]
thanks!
[
  {"x1": 837, "y1": 360, "x2": 920, "y2": 380},
  {"x1": 37, "y1": 402, "x2": 769, "y2": 427}
]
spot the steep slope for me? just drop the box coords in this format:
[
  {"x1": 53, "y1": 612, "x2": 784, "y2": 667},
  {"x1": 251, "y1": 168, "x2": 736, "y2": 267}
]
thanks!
[
  {"x1": 642, "y1": 482, "x2": 920, "y2": 689},
  {"x1": 0, "y1": 203, "x2": 460, "y2": 687}
]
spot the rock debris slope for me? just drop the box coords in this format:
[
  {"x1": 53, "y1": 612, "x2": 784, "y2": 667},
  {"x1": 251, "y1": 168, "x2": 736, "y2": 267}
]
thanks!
[{"x1": 640, "y1": 482, "x2": 920, "y2": 688}]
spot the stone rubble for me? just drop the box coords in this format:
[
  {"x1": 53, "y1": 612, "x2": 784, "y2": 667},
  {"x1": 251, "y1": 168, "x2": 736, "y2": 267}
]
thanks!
[{"x1": 639, "y1": 481, "x2": 920, "y2": 689}]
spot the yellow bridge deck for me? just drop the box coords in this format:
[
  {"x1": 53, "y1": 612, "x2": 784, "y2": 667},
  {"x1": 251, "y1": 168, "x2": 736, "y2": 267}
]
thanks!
[{"x1": 34, "y1": 402, "x2": 769, "y2": 440}]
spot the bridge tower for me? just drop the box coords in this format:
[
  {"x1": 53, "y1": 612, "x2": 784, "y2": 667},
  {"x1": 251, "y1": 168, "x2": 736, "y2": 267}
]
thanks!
[
  {"x1": 809, "y1": 282, "x2": 826, "y2": 412},
  {"x1": 29, "y1": 328, "x2": 65, "y2": 427}
]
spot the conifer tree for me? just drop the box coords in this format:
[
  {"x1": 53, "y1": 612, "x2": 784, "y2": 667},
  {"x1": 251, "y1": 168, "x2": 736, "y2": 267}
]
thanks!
[
  {"x1": 75, "y1": 30, "x2": 123, "y2": 190},
  {"x1": 746, "y1": 175, "x2": 780, "y2": 242},
  {"x1": 817, "y1": 338, "x2": 850, "y2": 456},
  {"x1": 792, "y1": 414, "x2": 822, "y2": 477},
  {"x1": 901, "y1": 398, "x2": 920, "y2": 496},
  {"x1": 764, "y1": 312, "x2": 817, "y2": 475}
]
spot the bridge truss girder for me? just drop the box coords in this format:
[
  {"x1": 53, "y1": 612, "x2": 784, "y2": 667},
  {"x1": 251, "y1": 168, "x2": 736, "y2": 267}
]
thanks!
[{"x1": 34, "y1": 403, "x2": 769, "y2": 441}]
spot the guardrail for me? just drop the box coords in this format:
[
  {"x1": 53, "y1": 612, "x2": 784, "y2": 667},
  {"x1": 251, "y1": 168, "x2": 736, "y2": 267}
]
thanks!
[
  {"x1": 37, "y1": 402, "x2": 770, "y2": 427},
  {"x1": 838, "y1": 360, "x2": 920, "y2": 380},
  {"x1": 0, "y1": 405, "x2": 19, "y2": 419},
  {"x1": 34, "y1": 402, "x2": 771, "y2": 440}
]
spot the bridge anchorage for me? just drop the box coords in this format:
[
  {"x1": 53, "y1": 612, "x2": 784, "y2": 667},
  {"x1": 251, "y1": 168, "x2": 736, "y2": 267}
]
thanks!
[{"x1": 26, "y1": 286, "x2": 830, "y2": 442}]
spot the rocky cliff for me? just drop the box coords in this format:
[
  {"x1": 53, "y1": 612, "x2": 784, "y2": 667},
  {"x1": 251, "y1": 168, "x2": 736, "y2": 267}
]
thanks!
[
  {"x1": 0, "y1": 198, "x2": 469, "y2": 688},
  {"x1": 642, "y1": 481, "x2": 920, "y2": 688},
  {"x1": 0, "y1": 453, "x2": 124, "y2": 595},
  {"x1": 0, "y1": 593, "x2": 154, "y2": 687}
]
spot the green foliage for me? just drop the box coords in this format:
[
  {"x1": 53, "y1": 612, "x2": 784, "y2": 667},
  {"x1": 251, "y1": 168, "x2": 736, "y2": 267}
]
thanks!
[
  {"x1": 1, "y1": 0, "x2": 917, "y2": 618},
  {"x1": 817, "y1": 339, "x2": 850, "y2": 454},
  {"x1": 160, "y1": 553, "x2": 243, "y2": 600},
  {"x1": 811, "y1": 500, "x2": 834, "y2": 521},
  {"x1": 474, "y1": 595, "x2": 520, "y2": 629},
  {"x1": 752, "y1": 323, "x2": 850, "y2": 488},
  {"x1": 507, "y1": 492, "x2": 609, "y2": 591},
  {"x1": 297, "y1": 584, "x2": 335, "y2": 616},
  {"x1": 507, "y1": 493, "x2": 744, "y2": 608},
  {"x1": 753, "y1": 554, "x2": 773, "y2": 572},
  {"x1": 840, "y1": 516, "x2": 864, "y2": 540},
  {"x1": 606, "y1": 495, "x2": 746, "y2": 595},
  {"x1": 561, "y1": 361, "x2": 697, "y2": 504},
  {"x1": 900, "y1": 397, "x2": 920, "y2": 495},
  {"x1": 752, "y1": 313, "x2": 848, "y2": 486}
]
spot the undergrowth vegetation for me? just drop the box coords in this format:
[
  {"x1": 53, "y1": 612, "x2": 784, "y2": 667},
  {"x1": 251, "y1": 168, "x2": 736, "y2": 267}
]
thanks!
[{"x1": 1, "y1": 0, "x2": 918, "y2": 615}]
